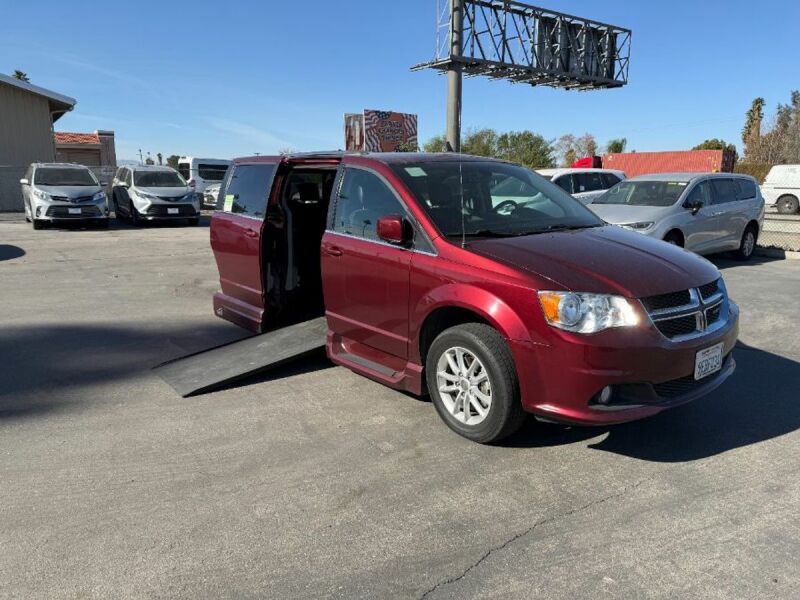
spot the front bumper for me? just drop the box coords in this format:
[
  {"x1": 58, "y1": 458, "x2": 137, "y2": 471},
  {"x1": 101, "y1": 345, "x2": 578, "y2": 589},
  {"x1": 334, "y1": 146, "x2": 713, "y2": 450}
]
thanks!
[
  {"x1": 138, "y1": 203, "x2": 199, "y2": 220},
  {"x1": 512, "y1": 301, "x2": 740, "y2": 425},
  {"x1": 36, "y1": 202, "x2": 109, "y2": 221}
]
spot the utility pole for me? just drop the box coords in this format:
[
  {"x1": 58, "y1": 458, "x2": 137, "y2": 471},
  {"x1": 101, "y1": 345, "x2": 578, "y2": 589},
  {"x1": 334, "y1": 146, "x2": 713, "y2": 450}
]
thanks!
[{"x1": 446, "y1": 0, "x2": 463, "y2": 153}]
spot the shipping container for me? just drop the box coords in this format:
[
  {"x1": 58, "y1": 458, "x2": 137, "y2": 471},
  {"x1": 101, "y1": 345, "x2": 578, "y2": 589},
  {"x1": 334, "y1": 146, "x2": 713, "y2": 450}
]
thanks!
[{"x1": 602, "y1": 150, "x2": 736, "y2": 178}]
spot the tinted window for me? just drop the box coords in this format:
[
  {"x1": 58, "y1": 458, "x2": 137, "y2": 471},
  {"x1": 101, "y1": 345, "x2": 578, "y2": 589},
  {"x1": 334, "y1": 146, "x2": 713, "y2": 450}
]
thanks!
[
  {"x1": 553, "y1": 175, "x2": 573, "y2": 194},
  {"x1": 685, "y1": 180, "x2": 712, "y2": 208},
  {"x1": 198, "y1": 164, "x2": 228, "y2": 181},
  {"x1": 391, "y1": 161, "x2": 601, "y2": 238},
  {"x1": 134, "y1": 170, "x2": 186, "y2": 188},
  {"x1": 595, "y1": 180, "x2": 688, "y2": 207},
  {"x1": 736, "y1": 178, "x2": 757, "y2": 200},
  {"x1": 602, "y1": 173, "x2": 622, "y2": 188},
  {"x1": 333, "y1": 168, "x2": 405, "y2": 241},
  {"x1": 34, "y1": 167, "x2": 97, "y2": 186},
  {"x1": 124, "y1": 169, "x2": 133, "y2": 186},
  {"x1": 710, "y1": 179, "x2": 739, "y2": 204},
  {"x1": 222, "y1": 164, "x2": 275, "y2": 218},
  {"x1": 177, "y1": 164, "x2": 191, "y2": 180},
  {"x1": 574, "y1": 172, "x2": 607, "y2": 193}
]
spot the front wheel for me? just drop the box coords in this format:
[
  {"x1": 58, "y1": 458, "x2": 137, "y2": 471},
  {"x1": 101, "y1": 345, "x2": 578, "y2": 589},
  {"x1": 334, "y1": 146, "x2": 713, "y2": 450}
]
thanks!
[
  {"x1": 32, "y1": 219, "x2": 45, "y2": 230},
  {"x1": 734, "y1": 226, "x2": 757, "y2": 261},
  {"x1": 187, "y1": 217, "x2": 200, "y2": 226},
  {"x1": 425, "y1": 323, "x2": 525, "y2": 444}
]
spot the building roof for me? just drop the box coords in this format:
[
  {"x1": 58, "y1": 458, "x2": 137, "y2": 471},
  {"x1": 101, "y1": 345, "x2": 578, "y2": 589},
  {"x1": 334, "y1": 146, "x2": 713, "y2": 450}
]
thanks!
[
  {"x1": 54, "y1": 132, "x2": 101, "y2": 145},
  {"x1": 0, "y1": 73, "x2": 76, "y2": 121}
]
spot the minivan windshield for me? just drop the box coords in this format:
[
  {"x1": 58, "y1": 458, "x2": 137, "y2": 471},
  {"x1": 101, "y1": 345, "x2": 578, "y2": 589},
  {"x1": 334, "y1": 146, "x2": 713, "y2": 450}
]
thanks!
[
  {"x1": 34, "y1": 167, "x2": 98, "y2": 187},
  {"x1": 594, "y1": 180, "x2": 688, "y2": 207},
  {"x1": 134, "y1": 170, "x2": 186, "y2": 188},
  {"x1": 392, "y1": 161, "x2": 602, "y2": 238}
]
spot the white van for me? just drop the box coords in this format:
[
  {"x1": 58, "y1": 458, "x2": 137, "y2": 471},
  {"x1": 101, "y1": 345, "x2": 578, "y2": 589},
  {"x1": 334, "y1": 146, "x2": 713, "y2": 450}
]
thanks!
[
  {"x1": 761, "y1": 165, "x2": 800, "y2": 214},
  {"x1": 177, "y1": 157, "x2": 231, "y2": 206}
]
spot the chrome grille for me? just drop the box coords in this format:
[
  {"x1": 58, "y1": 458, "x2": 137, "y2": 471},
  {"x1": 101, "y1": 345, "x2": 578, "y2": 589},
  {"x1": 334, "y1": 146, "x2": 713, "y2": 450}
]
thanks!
[
  {"x1": 641, "y1": 279, "x2": 727, "y2": 341},
  {"x1": 46, "y1": 205, "x2": 102, "y2": 217}
]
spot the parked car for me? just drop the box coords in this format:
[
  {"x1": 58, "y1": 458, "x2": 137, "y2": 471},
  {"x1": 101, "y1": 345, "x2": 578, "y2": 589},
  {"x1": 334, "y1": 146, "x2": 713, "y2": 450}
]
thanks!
[
  {"x1": 111, "y1": 165, "x2": 200, "y2": 226},
  {"x1": 590, "y1": 173, "x2": 764, "y2": 261},
  {"x1": 210, "y1": 153, "x2": 738, "y2": 444},
  {"x1": 535, "y1": 168, "x2": 626, "y2": 204},
  {"x1": 760, "y1": 164, "x2": 800, "y2": 214},
  {"x1": 19, "y1": 163, "x2": 109, "y2": 230},
  {"x1": 202, "y1": 182, "x2": 221, "y2": 209},
  {"x1": 177, "y1": 157, "x2": 230, "y2": 202}
]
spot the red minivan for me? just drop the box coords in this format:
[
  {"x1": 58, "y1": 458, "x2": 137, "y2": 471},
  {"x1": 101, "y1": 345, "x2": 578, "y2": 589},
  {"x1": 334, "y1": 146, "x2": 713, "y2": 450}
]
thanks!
[{"x1": 210, "y1": 153, "x2": 738, "y2": 443}]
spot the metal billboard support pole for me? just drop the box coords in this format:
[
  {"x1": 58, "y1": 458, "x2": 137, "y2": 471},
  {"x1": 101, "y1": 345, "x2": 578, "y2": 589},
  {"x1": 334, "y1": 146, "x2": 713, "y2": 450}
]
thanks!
[{"x1": 446, "y1": 0, "x2": 463, "y2": 153}]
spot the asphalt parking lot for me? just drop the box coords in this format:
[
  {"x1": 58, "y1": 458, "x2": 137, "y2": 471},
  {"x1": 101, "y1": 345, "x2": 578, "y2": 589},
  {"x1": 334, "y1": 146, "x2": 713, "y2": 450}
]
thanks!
[{"x1": 1, "y1": 215, "x2": 799, "y2": 599}]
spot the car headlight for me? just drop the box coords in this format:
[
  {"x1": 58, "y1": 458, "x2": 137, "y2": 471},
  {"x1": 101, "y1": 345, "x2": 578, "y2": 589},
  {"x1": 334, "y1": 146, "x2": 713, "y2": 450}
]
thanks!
[
  {"x1": 134, "y1": 190, "x2": 157, "y2": 201},
  {"x1": 92, "y1": 191, "x2": 106, "y2": 202},
  {"x1": 538, "y1": 291, "x2": 640, "y2": 334},
  {"x1": 621, "y1": 221, "x2": 654, "y2": 231},
  {"x1": 33, "y1": 189, "x2": 50, "y2": 201}
]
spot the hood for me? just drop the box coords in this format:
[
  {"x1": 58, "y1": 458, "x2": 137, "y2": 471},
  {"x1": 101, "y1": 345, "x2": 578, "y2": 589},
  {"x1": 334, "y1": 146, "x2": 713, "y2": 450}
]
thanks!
[
  {"x1": 466, "y1": 225, "x2": 719, "y2": 298},
  {"x1": 589, "y1": 203, "x2": 675, "y2": 224},
  {"x1": 38, "y1": 185, "x2": 102, "y2": 199},
  {"x1": 137, "y1": 186, "x2": 191, "y2": 198}
]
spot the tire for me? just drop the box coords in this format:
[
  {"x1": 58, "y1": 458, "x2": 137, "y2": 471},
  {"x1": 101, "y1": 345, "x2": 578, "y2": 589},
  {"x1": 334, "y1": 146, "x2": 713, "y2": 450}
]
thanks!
[
  {"x1": 32, "y1": 219, "x2": 44, "y2": 230},
  {"x1": 425, "y1": 323, "x2": 525, "y2": 444},
  {"x1": 776, "y1": 195, "x2": 799, "y2": 215},
  {"x1": 96, "y1": 219, "x2": 110, "y2": 230},
  {"x1": 663, "y1": 231, "x2": 684, "y2": 247},
  {"x1": 24, "y1": 202, "x2": 31, "y2": 223},
  {"x1": 188, "y1": 217, "x2": 200, "y2": 226},
  {"x1": 734, "y1": 225, "x2": 757, "y2": 261},
  {"x1": 130, "y1": 202, "x2": 141, "y2": 226}
]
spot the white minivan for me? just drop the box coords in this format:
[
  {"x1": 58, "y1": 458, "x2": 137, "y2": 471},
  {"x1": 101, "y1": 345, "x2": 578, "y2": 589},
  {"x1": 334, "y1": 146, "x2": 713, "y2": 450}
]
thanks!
[
  {"x1": 760, "y1": 165, "x2": 800, "y2": 214},
  {"x1": 535, "y1": 168, "x2": 626, "y2": 204},
  {"x1": 177, "y1": 157, "x2": 230, "y2": 206}
]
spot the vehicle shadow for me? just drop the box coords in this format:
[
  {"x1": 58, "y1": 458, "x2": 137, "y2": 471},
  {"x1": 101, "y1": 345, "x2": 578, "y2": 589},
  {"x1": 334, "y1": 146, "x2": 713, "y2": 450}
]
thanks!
[
  {"x1": 710, "y1": 254, "x2": 784, "y2": 270},
  {"x1": 0, "y1": 244, "x2": 25, "y2": 261},
  {"x1": 109, "y1": 213, "x2": 212, "y2": 230},
  {"x1": 502, "y1": 342, "x2": 800, "y2": 462}
]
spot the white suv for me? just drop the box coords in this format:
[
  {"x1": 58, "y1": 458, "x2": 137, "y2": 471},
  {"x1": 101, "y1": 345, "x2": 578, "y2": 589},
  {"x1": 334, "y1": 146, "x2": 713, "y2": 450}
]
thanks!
[
  {"x1": 760, "y1": 164, "x2": 800, "y2": 214},
  {"x1": 111, "y1": 165, "x2": 200, "y2": 226},
  {"x1": 536, "y1": 168, "x2": 626, "y2": 204}
]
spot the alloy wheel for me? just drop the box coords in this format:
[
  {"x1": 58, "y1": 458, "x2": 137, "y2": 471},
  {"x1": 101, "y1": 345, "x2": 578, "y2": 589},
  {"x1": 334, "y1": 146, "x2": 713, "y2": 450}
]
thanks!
[
  {"x1": 436, "y1": 346, "x2": 492, "y2": 426},
  {"x1": 743, "y1": 231, "x2": 755, "y2": 257}
]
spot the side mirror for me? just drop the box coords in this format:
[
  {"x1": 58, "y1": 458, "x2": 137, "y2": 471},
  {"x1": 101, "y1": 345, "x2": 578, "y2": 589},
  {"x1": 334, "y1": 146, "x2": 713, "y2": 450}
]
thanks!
[
  {"x1": 377, "y1": 214, "x2": 411, "y2": 246},
  {"x1": 19, "y1": 178, "x2": 29, "y2": 185},
  {"x1": 685, "y1": 200, "x2": 702, "y2": 215}
]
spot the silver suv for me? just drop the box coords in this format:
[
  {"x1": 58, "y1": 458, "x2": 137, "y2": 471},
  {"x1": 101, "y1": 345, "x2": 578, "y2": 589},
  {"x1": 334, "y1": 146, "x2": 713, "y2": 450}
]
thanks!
[
  {"x1": 111, "y1": 165, "x2": 200, "y2": 226},
  {"x1": 20, "y1": 163, "x2": 109, "y2": 230},
  {"x1": 590, "y1": 173, "x2": 765, "y2": 260}
]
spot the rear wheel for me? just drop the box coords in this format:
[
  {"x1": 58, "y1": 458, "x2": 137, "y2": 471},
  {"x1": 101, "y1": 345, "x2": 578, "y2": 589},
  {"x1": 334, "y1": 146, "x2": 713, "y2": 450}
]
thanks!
[
  {"x1": 734, "y1": 225, "x2": 757, "y2": 261},
  {"x1": 425, "y1": 323, "x2": 525, "y2": 444},
  {"x1": 664, "y1": 230, "x2": 684, "y2": 247},
  {"x1": 777, "y1": 195, "x2": 799, "y2": 214}
]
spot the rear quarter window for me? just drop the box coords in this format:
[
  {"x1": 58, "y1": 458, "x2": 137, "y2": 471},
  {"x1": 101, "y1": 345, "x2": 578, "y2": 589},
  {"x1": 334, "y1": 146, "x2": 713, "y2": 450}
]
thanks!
[
  {"x1": 736, "y1": 179, "x2": 757, "y2": 200},
  {"x1": 711, "y1": 179, "x2": 740, "y2": 204}
]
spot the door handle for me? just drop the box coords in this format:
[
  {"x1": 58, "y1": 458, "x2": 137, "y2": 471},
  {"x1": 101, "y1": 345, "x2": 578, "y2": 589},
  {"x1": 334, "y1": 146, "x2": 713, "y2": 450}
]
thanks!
[
  {"x1": 245, "y1": 228, "x2": 258, "y2": 238},
  {"x1": 324, "y1": 246, "x2": 343, "y2": 257}
]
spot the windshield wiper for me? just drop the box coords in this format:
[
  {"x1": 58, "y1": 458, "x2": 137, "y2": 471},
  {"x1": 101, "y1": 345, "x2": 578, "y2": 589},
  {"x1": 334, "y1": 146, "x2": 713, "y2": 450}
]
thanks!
[
  {"x1": 528, "y1": 224, "x2": 601, "y2": 234},
  {"x1": 447, "y1": 230, "x2": 524, "y2": 238}
]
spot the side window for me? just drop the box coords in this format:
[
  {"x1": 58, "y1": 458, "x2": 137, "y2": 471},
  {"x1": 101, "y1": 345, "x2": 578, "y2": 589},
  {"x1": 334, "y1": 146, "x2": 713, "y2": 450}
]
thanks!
[
  {"x1": 177, "y1": 163, "x2": 191, "y2": 180},
  {"x1": 685, "y1": 181, "x2": 712, "y2": 208},
  {"x1": 602, "y1": 173, "x2": 621, "y2": 188},
  {"x1": 333, "y1": 168, "x2": 406, "y2": 241},
  {"x1": 710, "y1": 179, "x2": 739, "y2": 204},
  {"x1": 553, "y1": 175, "x2": 573, "y2": 194},
  {"x1": 222, "y1": 164, "x2": 275, "y2": 218},
  {"x1": 124, "y1": 169, "x2": 133, "y2": 186},
  {"x1": 736, "y1": 178, "x2": 757, "y2": 200},
  {"x1": 575, "y1": 172, "x2": 606, "y2": 193}
]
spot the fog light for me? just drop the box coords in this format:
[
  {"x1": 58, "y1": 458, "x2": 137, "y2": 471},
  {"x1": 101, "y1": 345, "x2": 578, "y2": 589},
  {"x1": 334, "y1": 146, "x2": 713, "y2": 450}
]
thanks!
[
  {"x1": 36, "y1": 206, "x2": 42, "y2": 217},
  {"x1": 597, "y1": 386, "x2": 613, "y2": 405}
]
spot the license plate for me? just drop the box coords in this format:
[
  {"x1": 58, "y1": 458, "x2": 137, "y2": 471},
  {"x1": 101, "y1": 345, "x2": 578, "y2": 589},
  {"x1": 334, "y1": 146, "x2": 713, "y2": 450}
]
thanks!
[
  {"x1": 68, "y1": 208, "x2": 81, "y2": 215},
  {"x1": 694, "y1": 343, "x2": 724, "y2": 380},
  {"x1": 167, "y1": 208, "x2": 179, "y2": 215}
]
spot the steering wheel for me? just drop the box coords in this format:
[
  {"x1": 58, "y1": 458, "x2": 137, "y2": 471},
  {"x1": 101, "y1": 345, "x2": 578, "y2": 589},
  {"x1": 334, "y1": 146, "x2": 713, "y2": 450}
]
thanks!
[{"x1": 493, "y1": 200, "x2": 519, "y2": 215}]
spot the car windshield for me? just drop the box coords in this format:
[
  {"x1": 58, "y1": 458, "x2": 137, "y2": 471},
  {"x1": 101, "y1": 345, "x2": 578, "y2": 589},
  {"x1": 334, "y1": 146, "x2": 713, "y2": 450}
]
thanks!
[
  {"x1": 392, "y1": 160, "x2": 602, "y2": 238},
  {"x1": 34, "y1": 167, "x2": 97, "y2": 186},
  {"x1": 134, "y1": 170, "x2": 186, "y2": 187},
  {"x1": 594, "y1": 180, "x2": 688, "y2": 207}
]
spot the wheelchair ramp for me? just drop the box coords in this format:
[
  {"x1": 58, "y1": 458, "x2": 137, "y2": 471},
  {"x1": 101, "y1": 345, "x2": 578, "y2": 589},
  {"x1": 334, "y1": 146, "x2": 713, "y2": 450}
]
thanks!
[{"x1": 154, "y1": 317, "x2": 328, "y2": 397}]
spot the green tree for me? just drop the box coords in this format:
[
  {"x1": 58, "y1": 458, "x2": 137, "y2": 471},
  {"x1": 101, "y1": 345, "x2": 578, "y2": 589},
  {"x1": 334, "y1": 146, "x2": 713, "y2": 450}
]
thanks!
[
  {"x1": 496, "y1": 131, "x2": 555, "y2": 168},
  {"x1": 166, "y1": 155, "x2": 180, "y2": 169},
  {"x1": 461, "y1": 128, "x2": 499, "y2": 157},
  {"x1": 692, "y1": 138, "x2": 736, "y2": 152},
  {"x1": 742, "y1": 97, "x2": 765, "y2": 150},
  {"x1": 423, "y1": 134, "x2": 448, "y2": 153},
  {"x1": 12, "y1": 69, "x2": 29, "y2": 82},
  {"x1": 605, "y1": 138, "x2": 627, "y2": 154},
  {"x1": 156, "y1": 152, "x2": 163, "y2": 166}
]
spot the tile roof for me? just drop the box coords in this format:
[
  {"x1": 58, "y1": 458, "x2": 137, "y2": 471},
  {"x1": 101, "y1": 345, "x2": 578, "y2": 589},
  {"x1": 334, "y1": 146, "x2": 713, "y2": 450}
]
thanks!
[{"x1": 54, "y1": 132, "x2": 101, "y2": 145}]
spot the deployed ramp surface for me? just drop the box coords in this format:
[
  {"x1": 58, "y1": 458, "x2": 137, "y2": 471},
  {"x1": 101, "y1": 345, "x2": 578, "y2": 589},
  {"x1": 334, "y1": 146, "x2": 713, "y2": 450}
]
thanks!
[{"x1": 154, "y1": 317, "x2": 328, "y2": 397}]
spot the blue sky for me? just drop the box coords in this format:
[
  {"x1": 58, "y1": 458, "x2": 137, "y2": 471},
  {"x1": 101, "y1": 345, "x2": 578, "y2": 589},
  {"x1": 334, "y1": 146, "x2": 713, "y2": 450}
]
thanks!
[{"x1": 2, "y1": 0, "x2": 798, "y2": 161}]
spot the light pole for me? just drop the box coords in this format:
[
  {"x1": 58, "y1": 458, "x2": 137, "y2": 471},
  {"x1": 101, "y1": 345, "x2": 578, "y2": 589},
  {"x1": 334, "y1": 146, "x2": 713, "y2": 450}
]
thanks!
[{"x1": 446, "y1": 0, "x2": 464, "y2": 153}]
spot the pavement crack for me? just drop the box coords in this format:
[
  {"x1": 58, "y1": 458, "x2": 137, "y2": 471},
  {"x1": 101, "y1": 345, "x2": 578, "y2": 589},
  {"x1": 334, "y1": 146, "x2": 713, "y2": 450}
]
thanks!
[{"x1": 418, "y1": 477, "x2": 651, "y2": 599}]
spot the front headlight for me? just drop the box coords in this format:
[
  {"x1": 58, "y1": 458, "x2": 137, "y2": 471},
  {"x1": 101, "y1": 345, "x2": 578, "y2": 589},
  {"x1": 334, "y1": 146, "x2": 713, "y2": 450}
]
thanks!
[
  {"x1": 33, "y1": 189, "x2": 50, "y2": 201},
  {"x1": 621, "y1": 221, "x2": 654, "y2": 231},
  {"x1": 538, "y1": 291, "x2": 640, "y2": 334},
  {"x1": 92, "y1": 191, "x2": 106, "y2": 202},
  {"x1": 134, "y1": 190, "x2": 158, "y2": 201}
]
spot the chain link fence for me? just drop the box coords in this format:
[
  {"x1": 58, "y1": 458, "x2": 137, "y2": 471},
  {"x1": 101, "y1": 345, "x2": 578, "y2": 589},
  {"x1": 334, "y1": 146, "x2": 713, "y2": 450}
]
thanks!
[{"x1": 761, "y1": 206, "x2": 800, "y2": 251}]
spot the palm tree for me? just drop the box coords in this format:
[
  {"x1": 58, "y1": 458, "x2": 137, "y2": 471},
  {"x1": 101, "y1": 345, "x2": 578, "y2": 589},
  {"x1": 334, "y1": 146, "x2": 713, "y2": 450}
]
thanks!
[{"x1": 12, "y1": 70, "x2": 30, "y2": 83}]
